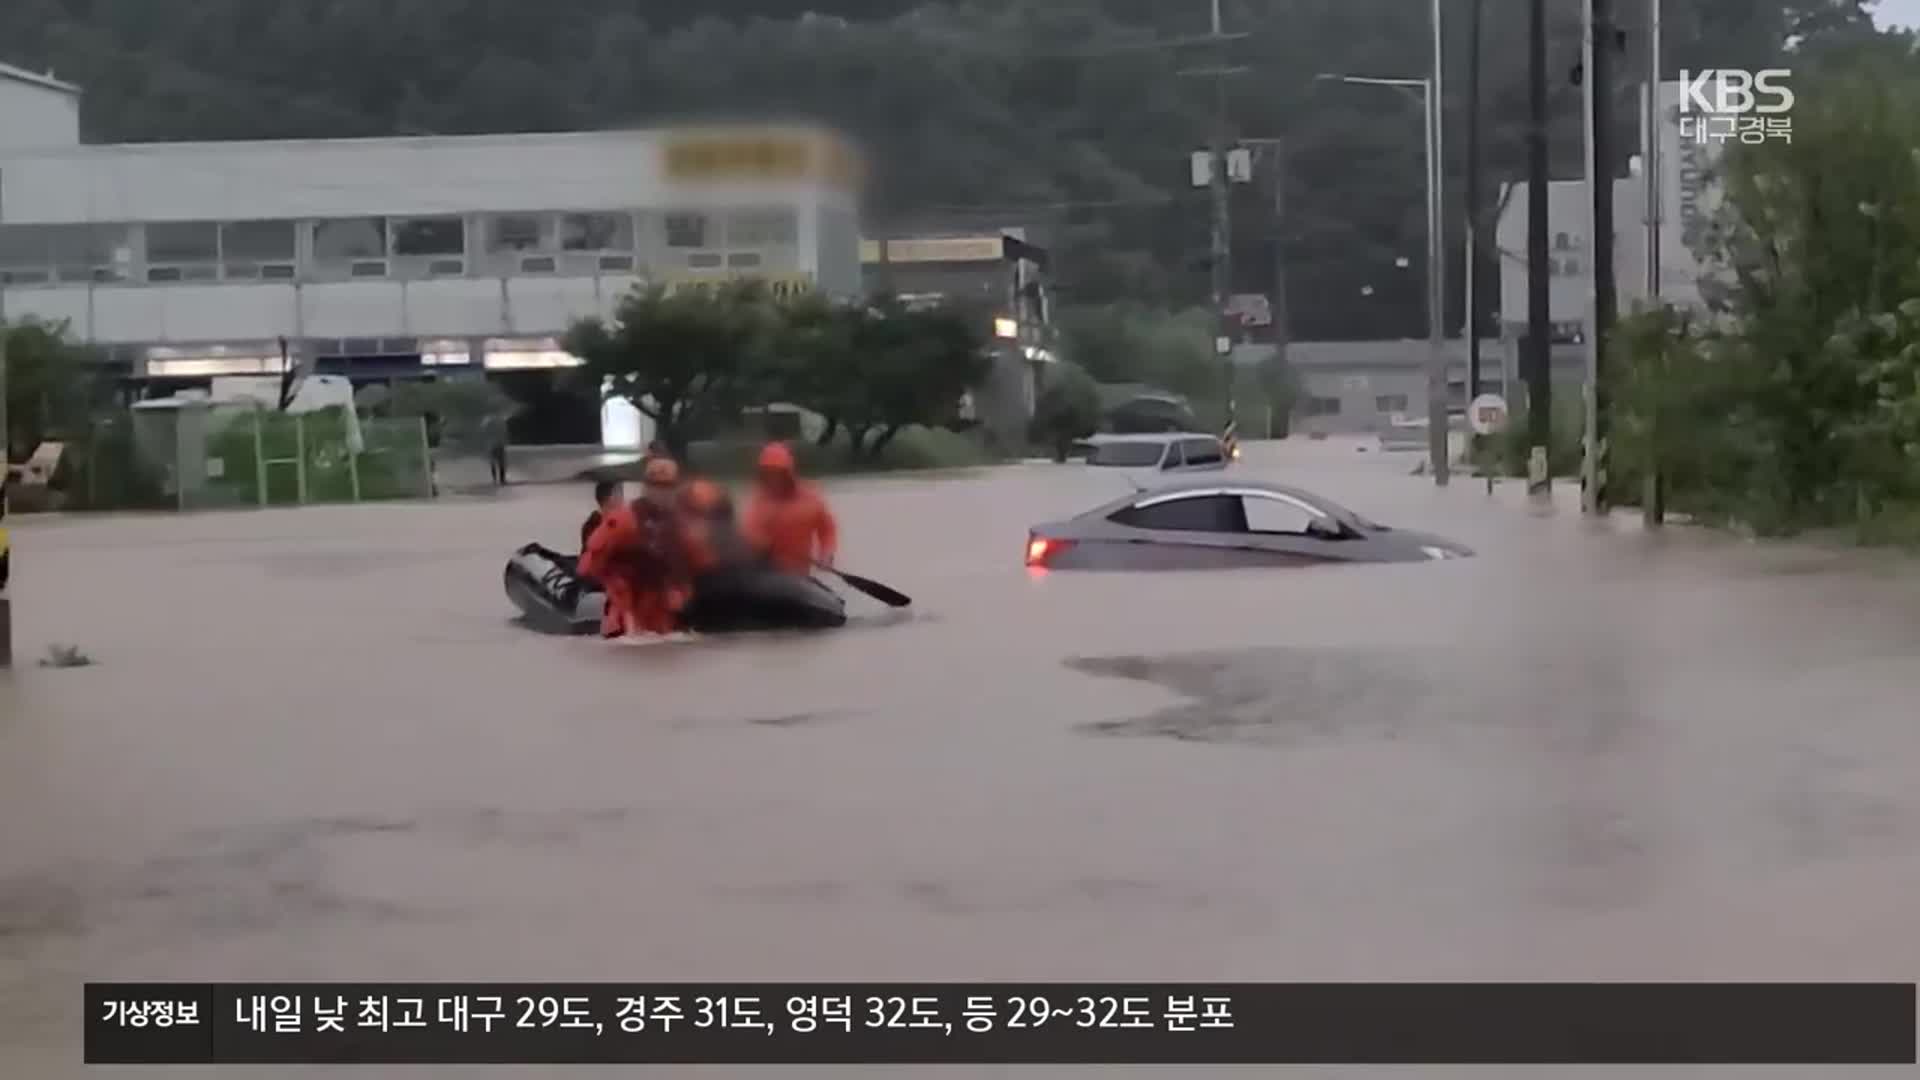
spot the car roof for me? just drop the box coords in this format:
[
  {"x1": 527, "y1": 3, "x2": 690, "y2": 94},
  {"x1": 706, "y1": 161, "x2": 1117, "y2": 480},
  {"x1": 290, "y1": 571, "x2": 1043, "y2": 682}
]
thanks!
[
  {"x1": 1083, "y1": 432, "x2": 1221, "y2": 444},
  {"x1": 1078, "y1": 478, "x2": 1366, "y2": 523}
]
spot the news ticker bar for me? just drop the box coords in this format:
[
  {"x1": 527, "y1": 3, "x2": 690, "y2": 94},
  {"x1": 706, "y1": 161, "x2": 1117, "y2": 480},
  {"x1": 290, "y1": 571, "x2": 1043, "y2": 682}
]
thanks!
[{"x1": 86, "y1": 982, "x2": 1916, "y2": 1065}]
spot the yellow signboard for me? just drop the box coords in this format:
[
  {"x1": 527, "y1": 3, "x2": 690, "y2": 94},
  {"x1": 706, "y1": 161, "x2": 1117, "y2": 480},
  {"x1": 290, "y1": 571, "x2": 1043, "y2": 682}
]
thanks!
[
  {"x1": 662, "y1": 129, "x2": 865, "y2": 189},
  {"x1": 878, "y1": 236, "x2": 1007, "y2": 264},
  {"x1": 659, "y1": 270, "x2": 816, "y2": 300}
]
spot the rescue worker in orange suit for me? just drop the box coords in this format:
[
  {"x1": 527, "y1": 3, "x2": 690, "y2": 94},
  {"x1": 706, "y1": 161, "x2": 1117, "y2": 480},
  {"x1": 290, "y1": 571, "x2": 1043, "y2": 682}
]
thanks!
[
  {"x1": 578, "y1": 457, "x2": 692, "y2": 638},
  {"x1": 580, "y1": 480, "x2": 622, "y2": 555},
  {"x1": 676, "y1": 477, "x2": 743, "y2": 577},
  {"x1": 742, "y1": 442, "x2": 838, "y2": 575}
]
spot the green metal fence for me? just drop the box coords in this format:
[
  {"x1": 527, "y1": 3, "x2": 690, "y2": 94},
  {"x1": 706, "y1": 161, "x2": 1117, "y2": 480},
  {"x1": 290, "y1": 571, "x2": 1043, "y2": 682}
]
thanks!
[{"x1": 69, "y1": 405, "x2": 431, "y2": 512}]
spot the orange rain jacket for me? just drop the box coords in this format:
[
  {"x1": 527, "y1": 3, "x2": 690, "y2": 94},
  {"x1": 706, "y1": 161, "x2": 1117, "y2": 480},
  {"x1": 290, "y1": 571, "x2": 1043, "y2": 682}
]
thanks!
[
  {"x1": 580, "y1": 470, "x2": 694, "y2": 637},
  {"x1": 741, "y1": 443, "x2": 838, "y2": 575}
]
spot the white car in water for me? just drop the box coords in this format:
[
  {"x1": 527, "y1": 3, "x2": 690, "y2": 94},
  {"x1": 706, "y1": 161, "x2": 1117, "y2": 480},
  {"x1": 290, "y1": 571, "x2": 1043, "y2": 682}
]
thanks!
[{"x1": 1077, "y1": 432, "x2": 1236, "y2": 477}]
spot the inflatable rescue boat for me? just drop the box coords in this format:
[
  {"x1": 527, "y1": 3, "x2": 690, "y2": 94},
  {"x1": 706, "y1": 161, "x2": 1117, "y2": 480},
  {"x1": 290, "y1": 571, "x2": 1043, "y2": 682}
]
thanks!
[{"x1": 504, "y1": 543, "x2": 848, "y2": 635}]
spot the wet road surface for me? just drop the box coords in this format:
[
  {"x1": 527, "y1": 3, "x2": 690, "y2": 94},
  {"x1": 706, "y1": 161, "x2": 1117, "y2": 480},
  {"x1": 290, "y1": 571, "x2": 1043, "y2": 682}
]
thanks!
[{"x1": 3, "y1": 438, "x2": 1919, "y2": 1078}]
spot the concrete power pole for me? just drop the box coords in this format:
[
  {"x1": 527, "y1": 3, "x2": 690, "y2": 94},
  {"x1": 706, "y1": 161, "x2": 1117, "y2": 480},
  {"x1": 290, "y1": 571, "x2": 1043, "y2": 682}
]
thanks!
[
  {"x1": 1208, "y1": 0, "x2": 1236, "y2": 438},
  {"x1": 1465, "y1": 0, "x2": 1484, "y2": 402},
  {"x1": 1, "y1": 276, "x2": 10, "y2": 670},
  {"x1": 1425, "y1": 0, "x2": 1449, "y2": 487},
  {"x1": 1581, "y1": 0, "x2": 1618, "y2": 516},
  {"x1": 1642, "y1": 0, "x2": 1666, "y2": 527},
  {"x1": 1526, "y1": 0, "x2": 1553, "y2": 495}
]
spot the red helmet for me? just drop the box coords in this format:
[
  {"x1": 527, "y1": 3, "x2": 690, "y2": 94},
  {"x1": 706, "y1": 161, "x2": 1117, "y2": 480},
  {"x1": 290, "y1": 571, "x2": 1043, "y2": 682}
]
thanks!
[
  {"x1": 757, "y1": 442, "x2": 796, "y2": 473},
  {"x1": 680, "y1": 478, "x2": 727, "y2": 514}
]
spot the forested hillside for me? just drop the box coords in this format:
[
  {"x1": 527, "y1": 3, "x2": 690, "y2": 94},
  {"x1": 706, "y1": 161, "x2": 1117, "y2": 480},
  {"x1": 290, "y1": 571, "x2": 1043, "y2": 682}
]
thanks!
[{"x1": 0, "y1": 0, "x2": 1876, "y2": 336}]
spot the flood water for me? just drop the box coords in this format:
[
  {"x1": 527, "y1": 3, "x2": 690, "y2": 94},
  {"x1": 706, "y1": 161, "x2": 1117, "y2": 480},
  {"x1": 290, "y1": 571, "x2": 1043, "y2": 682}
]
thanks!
[{"x1": 3, "y1": 438, "x2": 1918, "y2": 1078}]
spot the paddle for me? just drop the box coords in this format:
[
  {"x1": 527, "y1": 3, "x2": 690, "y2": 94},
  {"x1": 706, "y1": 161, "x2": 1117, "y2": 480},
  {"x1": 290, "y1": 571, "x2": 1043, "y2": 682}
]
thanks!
[{"x1": 815, "y1": 562, "x2": 912, "y2": 608}]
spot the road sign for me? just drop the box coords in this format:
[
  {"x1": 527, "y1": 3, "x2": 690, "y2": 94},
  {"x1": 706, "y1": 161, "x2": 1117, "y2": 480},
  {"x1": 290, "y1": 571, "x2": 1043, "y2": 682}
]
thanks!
[{"x1": 1469, "y1": 393, "x2": 1509, "y2": 435}]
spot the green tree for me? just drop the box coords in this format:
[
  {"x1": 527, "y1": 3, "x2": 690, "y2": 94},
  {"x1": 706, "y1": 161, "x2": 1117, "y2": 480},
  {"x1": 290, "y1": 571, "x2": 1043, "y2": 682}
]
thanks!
[
  {"x1": 834, "y1": 296, "x2": 991, "y2": 461},
  {"x1": 1605, "y1": 36, "x2": 1920, "y2": 537},
  {"x1": 563, "y1": 280, "x2": 779, "y2": 459},
  {"x1": 767, "y1": 290, "x2": 861, "y2": 447},
  {"x1": 2, "y1": 317, "x2": 101, "y2": 463},
  {"x1": 1029, "y1": 358, "x2": 1101, "y2": 460},
  {"x1": 388, "y1": 376, "x2": 520, "y2": 453}
]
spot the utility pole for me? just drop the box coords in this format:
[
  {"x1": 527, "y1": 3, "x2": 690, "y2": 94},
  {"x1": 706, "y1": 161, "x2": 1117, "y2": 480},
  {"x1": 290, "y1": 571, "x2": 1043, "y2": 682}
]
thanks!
[
  {"x1": 1425, "y1": 0, "x2": 1449, "y2": 487},
  {"x1": 1, "y1": 275, "x2": 10, "y2": 670},
  {"x1": 1581, "y1": 0, "x2": 1618, "y2": 516},
  {"x1": 1465, "y1": 0, "x2": 1484, "y2": 401},
  {"x1": 1644, "y1": 0, "x2": 1661, "y2": 303},
  {"x1": 1267, "y1": 140, "x2": 1291, "y2": 381},
  {"x1": 1526, "y1": 0, "x2": 1553, "y2": 496},
  {"x1": 1642, "y1": 0, "x2": 1666, "y2": 527},
  {"x1": 1208, "y1": 0, "x2": 1236, "y2": 442}
]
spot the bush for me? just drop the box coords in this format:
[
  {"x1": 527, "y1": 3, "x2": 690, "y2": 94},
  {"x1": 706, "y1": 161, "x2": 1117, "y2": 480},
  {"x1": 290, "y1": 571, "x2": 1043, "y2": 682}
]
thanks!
[{"x1": 1479, "y1": 396, "x2": 1585, "y2": 478}]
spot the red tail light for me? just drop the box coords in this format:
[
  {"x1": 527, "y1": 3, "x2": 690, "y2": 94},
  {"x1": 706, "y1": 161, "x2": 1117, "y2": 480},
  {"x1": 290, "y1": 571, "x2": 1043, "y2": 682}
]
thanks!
[{"x1": 1026, "y1": 535, "x2": 1074, "y2": 567}]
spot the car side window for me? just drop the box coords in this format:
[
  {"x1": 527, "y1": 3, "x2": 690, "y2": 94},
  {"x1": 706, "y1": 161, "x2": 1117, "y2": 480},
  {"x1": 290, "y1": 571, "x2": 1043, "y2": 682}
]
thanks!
[
  {"x1": 1112, "y1": 495, "x2": 1244, "y2": 532},
  {"x1": 1182, "y1": 439, "x2": 1224, "y2": 466},
  {"x1": 1160, "y1": 441, "x2": 1184, "y2": 469},
  {"x1": 1240, "y1": 495, "x2": 1330, "y2": 535}
]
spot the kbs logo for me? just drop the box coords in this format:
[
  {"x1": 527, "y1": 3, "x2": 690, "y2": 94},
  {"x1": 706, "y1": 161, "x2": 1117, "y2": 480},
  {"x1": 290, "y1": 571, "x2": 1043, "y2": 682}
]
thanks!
[
  {"x1": 1676, "y1": 70, "x2": 1793, "y2": 146},
  {"x1": 1678, "y1": 69, "x2": 1794, "y2": 115}
]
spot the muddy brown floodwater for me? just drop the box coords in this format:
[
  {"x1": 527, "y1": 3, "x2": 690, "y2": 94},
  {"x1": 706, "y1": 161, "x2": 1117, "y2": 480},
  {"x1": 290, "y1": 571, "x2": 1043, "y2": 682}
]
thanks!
[{"x1": 3, "y1": 438, "x2": 1918, "y2": 1079}]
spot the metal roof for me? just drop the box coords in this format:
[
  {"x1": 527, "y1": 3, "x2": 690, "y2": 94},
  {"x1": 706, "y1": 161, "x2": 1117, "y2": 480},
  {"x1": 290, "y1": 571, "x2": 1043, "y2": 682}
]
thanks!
[{"x1": 0, "y1": 60, "x2": 81, "y2": 96}]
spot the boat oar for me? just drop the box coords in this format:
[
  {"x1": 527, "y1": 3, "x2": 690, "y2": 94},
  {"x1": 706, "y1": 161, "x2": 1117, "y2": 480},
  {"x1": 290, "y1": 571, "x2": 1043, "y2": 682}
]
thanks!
[{"x1": 815, "y1": 562, "x2": 912, "y2": 608}]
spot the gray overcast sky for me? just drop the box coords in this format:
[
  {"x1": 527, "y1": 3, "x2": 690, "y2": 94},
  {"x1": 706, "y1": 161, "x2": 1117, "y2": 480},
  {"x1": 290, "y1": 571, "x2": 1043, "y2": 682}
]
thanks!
[{"x1": 1875, "y1": 0, "x2": 1920, "y2": 27}]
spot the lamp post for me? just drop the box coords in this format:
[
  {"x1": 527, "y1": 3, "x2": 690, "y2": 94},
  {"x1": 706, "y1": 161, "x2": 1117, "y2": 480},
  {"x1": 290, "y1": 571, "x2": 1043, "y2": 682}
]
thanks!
[{"x1": 1316, "y1": 69, "x2": 1447, "y2": 483}]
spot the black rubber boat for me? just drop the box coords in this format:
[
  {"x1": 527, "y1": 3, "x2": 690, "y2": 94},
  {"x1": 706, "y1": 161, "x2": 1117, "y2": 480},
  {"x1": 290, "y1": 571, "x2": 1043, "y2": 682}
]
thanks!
[{"x1": 504, "y1": 543, "x2": 848, "y2": 635}]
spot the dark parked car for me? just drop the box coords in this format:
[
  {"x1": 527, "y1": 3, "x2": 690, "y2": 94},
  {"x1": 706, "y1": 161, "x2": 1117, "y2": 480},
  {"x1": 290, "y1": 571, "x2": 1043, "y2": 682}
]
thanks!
[{"x1": 1024, "y1": 480, "x2": 1473, "y2": 570}]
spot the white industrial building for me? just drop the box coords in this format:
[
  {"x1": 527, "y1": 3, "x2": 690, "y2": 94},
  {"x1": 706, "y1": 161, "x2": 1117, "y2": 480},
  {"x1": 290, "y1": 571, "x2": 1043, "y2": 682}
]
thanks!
[{"x1": 0, "y1": 61, "x2": 864, "y2": 392}]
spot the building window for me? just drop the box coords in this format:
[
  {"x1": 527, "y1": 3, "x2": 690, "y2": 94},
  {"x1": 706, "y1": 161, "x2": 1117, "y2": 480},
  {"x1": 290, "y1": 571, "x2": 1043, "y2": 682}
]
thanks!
[
  {"x1": 1374, "y1": 394, "x2": 1409, "y2": 414},
  {"x1": 561, "y1": 212, "x2": 632, "y2": 252},
  {"x1": 1306, "y1": 396, "x2": 1342, "y2": 417},
  {"x1": 311, "y1": 218, "x2": 388, "y2": 261},
  {"x1": 488, "y1": 214, "x2": 553, "y2": 253},
  {"x1": 145, "y1": 221, "x2": 220, "y2": 267},
  {"x1": 1553, "y1": 231, "x2": 1573, "y2": 251},
  {"x1": 725, "y1": 208, "x2": 797, "y2": 248},
  {"x1": 220, "y1": 220, "x2": 296, "y2": 278},
  {"x1": 664, "y1": 212, "x2": 711, "y2": 249},
  {"x1": 39, "y1": 224, "x2": 133, "y2": 282},
  {"x1": 726, "y1": 251, "x2": 763, "y2": 268},
  {"x1": 392, "y1": 217, "x2": 466, "y2": 257}
]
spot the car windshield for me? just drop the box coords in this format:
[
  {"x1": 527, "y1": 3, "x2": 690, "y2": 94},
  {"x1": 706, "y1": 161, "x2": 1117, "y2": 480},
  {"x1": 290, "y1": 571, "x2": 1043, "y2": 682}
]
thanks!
[{"x1": 1087, "y1": 442, "x2": 1167, "y2": 467}]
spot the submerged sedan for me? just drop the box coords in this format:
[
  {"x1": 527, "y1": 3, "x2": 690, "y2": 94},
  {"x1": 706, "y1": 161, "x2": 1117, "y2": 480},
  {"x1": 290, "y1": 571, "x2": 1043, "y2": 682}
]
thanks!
[{"x1": 1024, "y1": 480, "x2": 1473, "y2": 571}]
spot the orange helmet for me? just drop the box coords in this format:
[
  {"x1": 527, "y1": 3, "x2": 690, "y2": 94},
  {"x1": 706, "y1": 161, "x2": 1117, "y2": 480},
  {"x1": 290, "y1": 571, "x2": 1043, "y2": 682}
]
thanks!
[
  {"x1": 680, "y1": 478, "x2": 726, "y2": 514},
  {"x1": 642, "y1": 457, "x2": 680, "y2": 487},
  {"x1": 757, "y1": 442, "x2": 796, "y2": 473}
]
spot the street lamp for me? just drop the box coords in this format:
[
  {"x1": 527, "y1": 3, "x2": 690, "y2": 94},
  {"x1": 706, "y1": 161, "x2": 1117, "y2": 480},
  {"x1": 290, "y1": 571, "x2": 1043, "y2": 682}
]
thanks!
[{"x1": 1315, "y1": 67, "x2": 1448, "y2": 484}]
